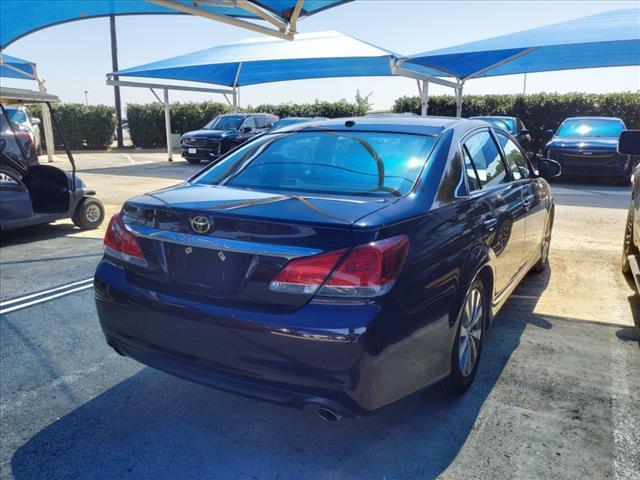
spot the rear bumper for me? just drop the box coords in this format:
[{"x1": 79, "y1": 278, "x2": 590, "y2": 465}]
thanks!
[{"x1": 94, "y1": 259, "x2": 453, "y2": 415}]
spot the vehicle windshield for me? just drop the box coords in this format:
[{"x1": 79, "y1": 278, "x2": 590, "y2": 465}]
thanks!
[
  {"x1": 193, "y1": 131, "x2": 438, "y2": 197},
  {"x1": 556, "y1": 118, "x2": 625, "y2": 138},
  {"x1": 3, "y1": 107, "x2": 28, "y2": 126},
  {"x1": 204, "y1": 115, "x2": 245, "y2": 131}
]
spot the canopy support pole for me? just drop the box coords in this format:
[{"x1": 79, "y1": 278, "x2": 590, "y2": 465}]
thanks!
[
  {"x1": 145, "y1": 0, "x2": 295, "y2": 40},
  {"x1": 110, "y1": 15, "x2": 124, "y2": 149},
  {"x1": 455, "y1": 81, "x2": 464, "y2": 118},
  {"x1": 418, "y1": 79, "x2": 429, "y2": 116},
  {"x1": 33, "y1": 66, "x2": 55, "y2": 163},
  {"x1": 163, "y1": 88, "x2": 172, "y2": 162}
]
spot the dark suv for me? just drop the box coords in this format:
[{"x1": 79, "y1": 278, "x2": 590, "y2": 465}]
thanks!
[{"x1": 181, "y1": 113, "x2": 278, "y2": 164}]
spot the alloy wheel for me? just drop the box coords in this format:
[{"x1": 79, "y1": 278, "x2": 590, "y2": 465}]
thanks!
[
  {"x1": 85, "y1": 204, "x2": 101, "y2": 223},
  {"x1": 459, "y1": 287, "x2": 484, "y2": 377}
]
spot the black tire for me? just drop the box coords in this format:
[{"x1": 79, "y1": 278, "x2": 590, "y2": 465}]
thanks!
[
  {"x1": 622, "y1": 205, "x2": 638, "y2": 274},
  {"x1": 531, "y1": 208, "x2": 554, "y2": 273},
  {"x1": 441, "y1": 278, "x2": 487, "y2": 395},
  {"x1": 186, "y1": 158, "x2": 202, "y2": 164},
  {"x1": 72, "y1": 197, "x2": 105, "y2": 230}
]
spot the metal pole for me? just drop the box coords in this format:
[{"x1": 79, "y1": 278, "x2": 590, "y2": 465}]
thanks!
[
  {"x1": 33, "y1": 66, "x2": 55, "y2": 163},
  {"x1": 456, "y1": 83, "x2": 464, "y2": 118},
  {"x1": 163, "y1": 88, "x2": 173, "y2": 162},
  {"x1": 110, "y1": 15, "x2": 124, "y2": 149},
  {"x1": 421, "y1": 80, "x2": 429, "y2": 116},
  {"x1": 523, "y1": 73, "x2": 527, "y2": 95}
]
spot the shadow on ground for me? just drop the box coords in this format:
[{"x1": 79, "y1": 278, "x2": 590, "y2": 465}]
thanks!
[
  {"x1": 549, "y1": 177, "x2": 630, "y2": 209},
  {"x1": 10, "y1": 270, "x2": 552, "y2": 480},
  {"x1": 77, "y1": 161, "x2": 202, "y2": 181},
  {"x1": 0, "y1": 223, "x2": 92, "y2": 247}
]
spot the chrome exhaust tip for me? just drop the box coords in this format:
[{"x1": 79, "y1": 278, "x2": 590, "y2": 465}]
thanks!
[{"x1": 317, "y1": 407, "x2": 342, "y2": 422}]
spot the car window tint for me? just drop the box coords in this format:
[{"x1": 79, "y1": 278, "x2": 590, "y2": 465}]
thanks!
[
  {"x1": 496, "y1": 132, "x2": 530, "y2": 180},
  {"x1": 254, "y1": 116, "x2": 267, "y2": 129},
  {"x1": 462, "y1": 146, "x2": 481, "y2": 192},
  {"x1": 463, "y1": 131, "x2": 507, "y2": 188},
  {"x1": 194, "y1": 131, "x2": 437, "y2": 197},
  {"x1": 243, "y1": 117, "x2": 256, "y2": 130}
]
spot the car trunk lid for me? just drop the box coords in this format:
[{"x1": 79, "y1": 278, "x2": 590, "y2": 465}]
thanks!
[{"x1": 120, "y1": 183, "x2": 393, "y2": 309}]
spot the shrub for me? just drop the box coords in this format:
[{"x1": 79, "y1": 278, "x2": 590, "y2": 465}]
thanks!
[
  {"x1": 127, "y1": 101, "x2": 229, "y2": 148},
  {"x1": 126, "y1": 98, "x2": 367, "y2": 148},
  {"x1": 393, "y1": 92, "x2": 640, "y2": 154},
  {"x1": 28, "y1": 103, "x2": 116, "y2": 150}
]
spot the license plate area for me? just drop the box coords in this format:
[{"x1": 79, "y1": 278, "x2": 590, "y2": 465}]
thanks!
[
  {"x1": 164, "y1": 243, "x2": 252, "y2": 294},
  {"x1": 188, "y1": 148, "x2": 197, "y2": 154}
]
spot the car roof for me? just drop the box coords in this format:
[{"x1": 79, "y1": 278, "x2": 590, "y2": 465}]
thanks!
[
  {"x1": 469, "y1": 115, "x2": 516, "y2": 120},
  {"x1": 287, "y1": 115, "x2": 467, "y2": 135},
  {"x1": 561, "y1": 116, "x2": 624, "y2": 121}
]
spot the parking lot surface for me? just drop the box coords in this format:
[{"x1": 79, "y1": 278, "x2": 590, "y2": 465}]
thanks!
[{"x1": 1, "y1": 152, "x2": 639, "y2": 480}]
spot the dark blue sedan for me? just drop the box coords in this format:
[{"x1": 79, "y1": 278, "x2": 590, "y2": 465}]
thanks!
[
  {"x1": 545, "y1": 117, "x2": 630, "y2": 185},
  {"x1": 94, "y1": 116, "x2": 559, "y2": 420}
]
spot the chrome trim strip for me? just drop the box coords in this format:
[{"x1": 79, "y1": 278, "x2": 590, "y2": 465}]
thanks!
[{"x1": 125, "y1": 224, "x2": 322, "y2": 259}]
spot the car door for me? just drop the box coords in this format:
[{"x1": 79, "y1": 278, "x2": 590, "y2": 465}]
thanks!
[
  {"x1": 495, "y1": 131, "x2": 546, "y2": 263},
  {"x1": 462, "y1": 129, "x2": 528, "y2": 295},
  {"x1": 240, "y1": 117, "x2": 257, "y2": 141}
]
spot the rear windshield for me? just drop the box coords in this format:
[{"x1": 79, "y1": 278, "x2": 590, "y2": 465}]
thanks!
[
  {"x1": 193, "y1": 131, "x2": 438, "y2": 197},
  {"x1": 204, "y1": 115, "x2": 245, "y2": 131},
  {"x1": 556, "y1": 118, "x2": 625, "y2": 138}
]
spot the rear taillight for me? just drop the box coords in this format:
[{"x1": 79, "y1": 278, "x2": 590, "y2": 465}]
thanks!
[
  {"x1": 103, "y1": 213, "x2": 147, "y2": 266},
  {"x1": 270, "y1": 235, "x2": 409, "y2": 298}
]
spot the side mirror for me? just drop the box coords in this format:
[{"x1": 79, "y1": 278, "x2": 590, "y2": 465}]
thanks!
[
  {"x1": 538, "y1": 158, "x2": 562, "y2": 179},
  {"x1": 242, "y1": 126, "x2": 253, "y2": 133},
  {"x1": 519, "y1": 128, "x2": 530, "y2": 136},
  {"x1": 618, "y1": 130, "x2": 640, "y2": 155},
  {"x1": 31, "y1": 118, "x2": 41, "y2": 126}
]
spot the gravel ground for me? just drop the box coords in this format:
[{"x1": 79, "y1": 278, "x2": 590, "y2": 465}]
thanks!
[{"x1": 0, "y1": 153, "x2": 638, "y2": 480}]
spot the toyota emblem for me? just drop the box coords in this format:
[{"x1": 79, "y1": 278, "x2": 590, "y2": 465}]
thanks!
[{"x1": 190, "y1": 215, "x2": 212, "y2": 234}]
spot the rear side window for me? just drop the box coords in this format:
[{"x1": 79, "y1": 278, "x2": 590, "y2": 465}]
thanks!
[
  {"x1": 496, "y1": 132, "x2": 530, "y2": 180},
  {"x1": 193, "y1": 131, "x2": 438, "y2": 197},
  {"x1": 462, "y1": 131, "x2": 507, "y2": 189},
  {"x1": 254, "y1": 116, "x2": 268, "y2": 129}
]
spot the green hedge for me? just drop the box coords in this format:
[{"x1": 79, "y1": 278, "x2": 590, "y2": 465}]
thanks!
[
  {"x1": 393, "y1": 92, "x2": 640, "y2": 154},
  {"x1": 127, "y1": 101, "x2": 229, "y2": 148},
  {"x1": 29, "y1": 103, "x2": 116, "y2": 150},
  {"x1": 126, "y1": 98, "x2": 369, "y2": 148}
]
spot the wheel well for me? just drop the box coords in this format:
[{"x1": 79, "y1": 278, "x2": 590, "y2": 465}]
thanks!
[{"x1": 477, "y1": 266, "x2": 494, "y2": 324}]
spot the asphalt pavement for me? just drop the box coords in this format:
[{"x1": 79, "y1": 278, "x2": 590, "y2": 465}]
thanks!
[{"x1": 0, "y1": 153, "x2": 638, "y2": 480}]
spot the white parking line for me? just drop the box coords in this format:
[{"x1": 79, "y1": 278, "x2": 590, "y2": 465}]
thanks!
[
  {"x1": 0, "y1": 278, "x2": 94, "y2": 315},
  {"x1": 122, "y1": 153, "x2": 136, "y2": 164}
]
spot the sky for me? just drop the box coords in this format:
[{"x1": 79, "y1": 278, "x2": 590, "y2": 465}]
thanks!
[{"x1": 2, "y1": 1, "x2": 639, "y2": 112}]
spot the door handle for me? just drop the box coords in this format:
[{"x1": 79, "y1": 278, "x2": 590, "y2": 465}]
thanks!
[
  {"x1": 523, "y1": 198, "x2": 532, "y2": 211},
  {"x1": 483, "y1": 216, "x2": 498, "y2": 231}
]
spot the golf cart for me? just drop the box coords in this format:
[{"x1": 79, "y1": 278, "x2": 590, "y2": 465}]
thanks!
[{"x1": 0, "y1": 86, "x2": 105, "y2": 231}]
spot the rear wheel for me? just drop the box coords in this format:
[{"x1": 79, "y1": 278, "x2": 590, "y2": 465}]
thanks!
[
  {"x1": 72, "y1": 197, "x2": 105, "y2": 230},
  {"x1": 622, "y1": 205, "x2": 638, "y2": 274},
  {"x1": 441, "y1": 278, "x2": 486, "y2": 395},
  {"x1": 532, "y1": 209, "x2": 554, "y2": 273},
  {"x1": 186, "y1": 158, "x2": 202, "y2": 164}
]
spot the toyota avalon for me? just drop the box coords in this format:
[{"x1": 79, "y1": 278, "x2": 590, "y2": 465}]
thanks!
[{"x1": 95, "y1": 116, "x2": 559, "y2": 419}]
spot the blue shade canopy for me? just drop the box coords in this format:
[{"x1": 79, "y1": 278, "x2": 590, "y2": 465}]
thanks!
[
  {"x1": 113, "y1": 31, "x2": 416, "y2": 86},
  {"x1": 0, "y1": 0, "x2": 351, "y2": 48},
  {"x1": 406, "y1": 9, "x2": 640, "y2": 80},
  {"x1": 0, "y1": 54, "x2": 36, "y2": 80}
]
